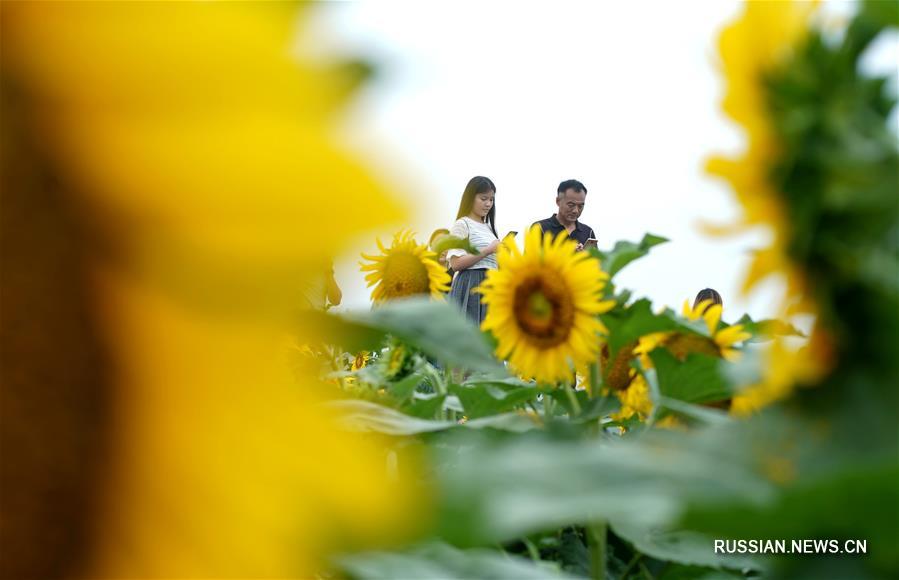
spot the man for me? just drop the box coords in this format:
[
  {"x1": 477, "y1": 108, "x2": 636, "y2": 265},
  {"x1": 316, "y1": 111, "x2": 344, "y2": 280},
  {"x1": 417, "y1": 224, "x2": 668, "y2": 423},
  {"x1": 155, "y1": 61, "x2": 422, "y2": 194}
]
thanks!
[{"x1": 532, "y1": 179, "x2": 596, "y2": 250}]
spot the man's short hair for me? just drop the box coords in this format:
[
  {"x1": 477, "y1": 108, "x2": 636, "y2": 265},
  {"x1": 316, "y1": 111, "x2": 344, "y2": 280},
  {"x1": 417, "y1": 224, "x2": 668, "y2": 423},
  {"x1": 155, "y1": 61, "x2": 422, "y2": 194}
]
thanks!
[{"x1": 557, "y1": 179, "x2": 587, "y2": 199}]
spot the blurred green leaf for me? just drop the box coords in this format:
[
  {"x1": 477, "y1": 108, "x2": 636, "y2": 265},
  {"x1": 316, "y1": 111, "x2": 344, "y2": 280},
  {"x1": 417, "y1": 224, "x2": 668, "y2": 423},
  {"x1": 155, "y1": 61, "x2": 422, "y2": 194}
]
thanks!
[
  {"x1": 557, "y1": 528, "x2": 590, "y2": 577},
  {"x1": 655, "y1": 564, "x2": 746, "y2": 580},
  {"x1": 432, "y1": 234, "x2": 479, "y2": 256},
  {"x1": 650, "y1": 350, "x2": 732, "y2": 404},
  {"x1": 328, "y1": 400, "x2": 539, "y2": 435},
  {"x1": 306, "y1": 298, "x2": 506, "y2": 374},
  {"x1": 401, "y1": 393, "x2": 446, "y2": 419},
  {"x1": 734, "y1": 314, "x2": 806, "y2": 342},
  {"x1": 609, "y1": 518, "x2": 763, "y2": 572},
  {"x1": 328, "y1": 400, "x2": 454, "y2": 435},
  {"x1": 656, "y1": 397, "x2": 732, "y2": 427},
  {"x1": 600, "y1": 299, "x2": 682, "y2": 355},
  {"x1": 386, "y1": 371, "x2": 424, "y2": 400},
  {"x1": 336, "y1": 542, "x2": 582, "y2": 580},
  {"x1": 681, "y1": 456, "x2": 899, "y2": 575},
  {"x1": 434, "y1": 427, "x2": 776, "y2": 546},
  {"x1": 593, "y1": 233, "x2": 669, "y2": 278},
  {"x1": 450, "y1": 382, "x2": 538, "y2": 419}
]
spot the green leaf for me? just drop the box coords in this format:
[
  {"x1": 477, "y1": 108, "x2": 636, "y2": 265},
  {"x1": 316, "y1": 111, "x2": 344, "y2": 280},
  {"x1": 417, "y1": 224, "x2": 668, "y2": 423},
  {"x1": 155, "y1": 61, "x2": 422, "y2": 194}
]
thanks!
[
  {"x1": 463, "y1": 412, "x2": 541, "y2": 433},
  {"x1": 557, "y1": 528, "x2": 590, "y2": 577},
  {"x1": 655, "y1": 564, "x2": 746, "y2": 580},
  {"x1": 434, "y1": 427, "x2": 776, "y2": 546},
  {"x1": 336, "y1": 542, "x2": 582, "y2": 580},
  {"x1": 681, "y1": 456, "x2": 899, "y2": 575},
  {"x1": 328, "y1": 400, "x2": 454, "y2": 435},
  {"x1": 609, "y1": 518, "x2": 764, "y2": 572},
  {"x1": 450, "y1": 382, "x2": 538, "y2": 419},
  {"x1": 327, "y1": 400, "x2": 540, "y2": 435},
  {"x1": 306, "y1": 298, "x2": 506, "y2": 374},
  {"x1": 401, "y1": 393, "x2": 446, "y2": 419},
  {"x1": 600, "y1": 299, "x2": 682, "y2": 355},
  {"x1": 432, "y1": 234, "x2": 479, "y2": 256},
  {"x1": 593, "y1": 233, "x2": 669, "y2": 278},
  {"x1": 650, "y1": 349, "x2": 732, "y2": 404},
  {"x1": 656, "y1": 397, "x2": 732, "y2": 427},
  {"x1": 387, "y1": 372, "x2": 425, "y2": 400},
  {"x1": 734, "y1": 314, "x2": 805, "y2": 342}
]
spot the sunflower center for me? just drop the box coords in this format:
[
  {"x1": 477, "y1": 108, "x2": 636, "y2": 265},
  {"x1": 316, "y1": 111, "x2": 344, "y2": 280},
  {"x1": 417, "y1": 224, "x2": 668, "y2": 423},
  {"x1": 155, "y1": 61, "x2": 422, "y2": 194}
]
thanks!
[
  {"x1": 382, "y1": 251, "x2": 431, "y2": 298},
  {"x1": 662, "y1": 333, "x2": 722, "y2": 360},
  {"x1": 513, "y1": 273, "x2": 575, "y2": 348}
]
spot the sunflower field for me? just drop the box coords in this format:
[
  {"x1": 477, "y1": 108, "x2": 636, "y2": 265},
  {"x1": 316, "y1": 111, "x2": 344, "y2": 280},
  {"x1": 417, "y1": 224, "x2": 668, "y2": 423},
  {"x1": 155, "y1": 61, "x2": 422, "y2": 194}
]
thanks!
[{"x1": 1, "y1": 2, "x2": 896, "y2": 580}]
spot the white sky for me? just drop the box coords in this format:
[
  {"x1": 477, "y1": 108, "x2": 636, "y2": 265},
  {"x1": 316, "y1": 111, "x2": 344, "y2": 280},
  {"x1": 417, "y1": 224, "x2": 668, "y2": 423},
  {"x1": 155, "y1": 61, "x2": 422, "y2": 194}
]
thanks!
[{"x1": 306, "y1": 1, "x2": 896, "y2": 325}]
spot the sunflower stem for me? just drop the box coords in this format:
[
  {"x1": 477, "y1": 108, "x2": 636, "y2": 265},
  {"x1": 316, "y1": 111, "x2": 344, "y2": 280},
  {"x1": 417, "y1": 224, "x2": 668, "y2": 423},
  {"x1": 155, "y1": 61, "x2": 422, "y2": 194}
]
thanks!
[
  {"x1": 563, "y1": 382, "x2": 581, "y2": 418},
  {"x1": 588, "y1": 362, "x2": 601, "y2": 399},
  {"x1": 588, "y1": 520, "x2": 607, "y2": 580}
]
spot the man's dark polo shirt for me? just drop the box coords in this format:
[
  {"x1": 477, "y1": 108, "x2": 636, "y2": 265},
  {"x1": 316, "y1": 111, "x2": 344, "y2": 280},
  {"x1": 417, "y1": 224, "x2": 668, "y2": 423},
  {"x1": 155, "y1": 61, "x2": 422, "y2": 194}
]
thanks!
[{"x1": 532, "y1": 215, "x2": 596, "y2": 245}]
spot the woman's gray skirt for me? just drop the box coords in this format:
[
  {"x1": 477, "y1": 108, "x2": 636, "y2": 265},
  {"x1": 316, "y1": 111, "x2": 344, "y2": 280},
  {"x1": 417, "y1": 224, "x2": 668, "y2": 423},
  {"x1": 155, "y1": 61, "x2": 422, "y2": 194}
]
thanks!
[{"x1": 449, "y1": 268, "x2": 489, "y2": 325}]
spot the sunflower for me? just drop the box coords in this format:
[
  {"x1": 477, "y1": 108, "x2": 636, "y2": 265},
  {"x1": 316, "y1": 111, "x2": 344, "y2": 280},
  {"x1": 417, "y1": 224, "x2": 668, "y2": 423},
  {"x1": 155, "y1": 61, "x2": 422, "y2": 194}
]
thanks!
[
  {"x1": 383, "y1": 341, "x2": 418, "y2": 381},
  {"x1": 1, "y1": 3, "x2": 423, "y2": 578},
  {"x1": 705, "y1": 0, "x2": 817, "y2": 310},
  {"x1": 633, "y1": 299, "x2": 751, "y2": 374},
  {"x1": 705, "y1": 2, "x2": 830, "y2": 415},
  {"x1": 351, "y1": 350, "x2": 372, "y2": 372},
  {"x1": 731, "y1": 327, "x2": 832, "y2": 416},
  {"x1": 478, "y1": 226, "x2": 615, "y2": 384},
  {"x1": 612, "y1": 374, "x2": 653, "y2": 421},
  {"x1": 361, "y1": 230, "x2": 451, "y2": 302},
  {"x1": 681, "y1": 299, "x2": 752, "y2": 362}
]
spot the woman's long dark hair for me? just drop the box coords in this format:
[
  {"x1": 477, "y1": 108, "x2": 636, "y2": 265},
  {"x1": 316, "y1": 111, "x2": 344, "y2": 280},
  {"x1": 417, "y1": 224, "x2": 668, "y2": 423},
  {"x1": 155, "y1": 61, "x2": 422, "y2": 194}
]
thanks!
[{"x1": 455, "y1": 176, "x2": 497, "y2": 237}]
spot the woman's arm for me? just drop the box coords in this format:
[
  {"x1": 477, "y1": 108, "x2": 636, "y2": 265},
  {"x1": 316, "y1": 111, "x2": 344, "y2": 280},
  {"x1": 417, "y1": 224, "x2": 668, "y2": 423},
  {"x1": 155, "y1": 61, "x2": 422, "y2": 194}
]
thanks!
[{"x1": 449, "y1": 239, "x2": 500, "y2": 271}]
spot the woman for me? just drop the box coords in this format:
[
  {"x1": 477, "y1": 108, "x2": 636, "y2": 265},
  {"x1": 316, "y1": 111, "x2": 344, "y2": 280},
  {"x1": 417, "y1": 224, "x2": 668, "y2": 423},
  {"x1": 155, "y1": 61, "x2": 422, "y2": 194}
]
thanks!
[
  {"x1": 446, "y1": 176, "x2": 501, "y2": 325},
  {"x1": 693, "y1": 288, "x2": 723, "y2": 312}
]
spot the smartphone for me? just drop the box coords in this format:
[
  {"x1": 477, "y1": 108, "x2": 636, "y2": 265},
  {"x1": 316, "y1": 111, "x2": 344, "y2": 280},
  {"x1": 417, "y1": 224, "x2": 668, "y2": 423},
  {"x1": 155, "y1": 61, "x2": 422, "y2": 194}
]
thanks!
[
  {"x1": 584, "y1": 237, "x2": 598, "y2": 249},
  {"x1": 504, "y1": 231, "x2": 518, "y2": 239}
]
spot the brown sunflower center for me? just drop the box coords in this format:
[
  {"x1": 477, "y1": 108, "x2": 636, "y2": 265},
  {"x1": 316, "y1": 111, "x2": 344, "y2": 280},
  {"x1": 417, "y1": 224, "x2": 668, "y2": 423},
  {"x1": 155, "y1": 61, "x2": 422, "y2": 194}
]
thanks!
[
  {"x1": 662, "y1": 333, "x2": 721, "y2": 359},
  {"x1": 382, "y1": 251, "x2": 430, "y2": 298},
  {"x1": 512, "y1": 273, "x2": 575, "y2": 348}
]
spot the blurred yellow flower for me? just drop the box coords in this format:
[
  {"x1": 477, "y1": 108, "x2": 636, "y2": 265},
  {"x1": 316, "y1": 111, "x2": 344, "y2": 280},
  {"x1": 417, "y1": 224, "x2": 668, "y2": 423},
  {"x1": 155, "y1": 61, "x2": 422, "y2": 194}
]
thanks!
[
  {"x1": 705, "y1": 0, "x2": 817, "y2": 309},
  {"x1": 612, "y1": 374, "x2": 653, "y2": 422},
  {"x1": 479, "y1": 226, "x2": 615, "y2": 384},
  {"x1": 731, "y1": 328, "x2": 832, "y2": 416},
  {"x1": 632, "y1": 300, "x2": 751, "y2": 375},
  {"x1": 352, "y1": 351, "x2": 372, "y2": 372},
  {"x1": 706, "y1": 0, "x2": 831, "y2": 414},
  {"x1": 360, "y1": 230, "x2": 451, "y2": 302},
  {"x1": 682, "y1": 299, "x2": 752, "y2": 362},
  {"x1": 1, "y1": 2, "x2": 423, "y2": 578}
]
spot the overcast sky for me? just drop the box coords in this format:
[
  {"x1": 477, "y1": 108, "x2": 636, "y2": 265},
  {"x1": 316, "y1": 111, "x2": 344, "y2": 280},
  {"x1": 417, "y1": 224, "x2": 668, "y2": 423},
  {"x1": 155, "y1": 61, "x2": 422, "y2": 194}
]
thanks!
[{"x1": 306, "y1": 1, "x2": 896, "y2": 325}]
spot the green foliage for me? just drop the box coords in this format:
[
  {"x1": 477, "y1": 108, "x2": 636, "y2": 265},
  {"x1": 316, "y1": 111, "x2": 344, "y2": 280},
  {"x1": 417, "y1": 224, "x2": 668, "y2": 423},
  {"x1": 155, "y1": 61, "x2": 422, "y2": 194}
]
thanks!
[
  {"x1": 735, "y1": 314, "x2": 806, "y2": 342},
  {"x1": 450, "y1": 381, "x2": 538, "y2": 419},
  {"x1": 308, "y1": 298, "x2": 506, "y2": 374},
  {"x1": 431, "y1": 427, "x2": 777, "y2": 548},
  {"x1": 600, "y1": 299, "x2": 680, "y2": 355},
  {"x1": 432, "y1": 234, "x2": 480, "y2": 256},
  {"x1": 609, "y1": 518, "x2": 762, "y2": 572},
  {"x1": 336, "y1": 542, "x2": 581, "y2": 580},
  {"x1": 650, "y1": 350, "x2": 732, "y2": 404},
  {"x1": 592, "y1": 233, "x2": 669, "y2": 279}
]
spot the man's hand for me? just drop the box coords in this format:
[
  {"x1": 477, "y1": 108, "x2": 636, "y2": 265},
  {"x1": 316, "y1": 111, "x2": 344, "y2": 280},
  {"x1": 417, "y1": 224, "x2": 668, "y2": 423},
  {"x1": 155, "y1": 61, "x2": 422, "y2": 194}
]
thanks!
[{"x1": 575, "y1": 242, "x2": 584, "y2": 252}]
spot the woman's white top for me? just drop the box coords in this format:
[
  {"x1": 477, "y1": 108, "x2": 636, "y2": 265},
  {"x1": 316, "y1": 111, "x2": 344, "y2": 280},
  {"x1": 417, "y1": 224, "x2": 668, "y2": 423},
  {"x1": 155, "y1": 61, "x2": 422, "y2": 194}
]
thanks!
[{"x1": 446, "y1": 216, "x2": 499, "y2": 270}]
